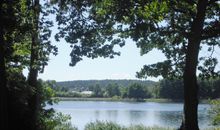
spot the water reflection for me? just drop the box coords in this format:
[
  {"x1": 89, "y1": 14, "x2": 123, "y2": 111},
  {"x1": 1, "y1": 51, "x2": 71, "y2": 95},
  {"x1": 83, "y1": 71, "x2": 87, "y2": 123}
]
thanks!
[
  {"x1": 51, "y1": 101, "x2": 211, "y2": 130},
  {"x1": 111, "y1": 110, "x2": 119, "y2": 121}
]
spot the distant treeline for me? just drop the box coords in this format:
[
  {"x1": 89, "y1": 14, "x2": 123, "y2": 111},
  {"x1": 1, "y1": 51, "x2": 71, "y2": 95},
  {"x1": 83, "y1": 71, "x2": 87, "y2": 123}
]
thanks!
[
  {"x1": 154, "y1": 78, "x2": 220, "y2": 100},
  {"x1": 57, "y1": 79, "x2": 156, "y2": 91},
  {"x1": 53, "y1": 78, "x2": 220, "y2": 100},
  {"x1": 53, "y1": 82, "x2": 151, "y2": 100}
]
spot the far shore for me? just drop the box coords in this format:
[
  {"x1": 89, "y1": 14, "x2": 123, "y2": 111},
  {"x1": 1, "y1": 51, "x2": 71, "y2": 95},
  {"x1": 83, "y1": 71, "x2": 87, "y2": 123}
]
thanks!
[{"x1": 54, "y1": 97, "x2": 209, "y2": 103}]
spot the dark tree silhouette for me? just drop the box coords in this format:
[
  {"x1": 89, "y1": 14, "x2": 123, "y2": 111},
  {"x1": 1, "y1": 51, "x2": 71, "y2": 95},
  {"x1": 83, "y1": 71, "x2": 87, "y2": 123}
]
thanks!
[{"x1": 0, "y1": 1, "x2": 25, "y2": 129}]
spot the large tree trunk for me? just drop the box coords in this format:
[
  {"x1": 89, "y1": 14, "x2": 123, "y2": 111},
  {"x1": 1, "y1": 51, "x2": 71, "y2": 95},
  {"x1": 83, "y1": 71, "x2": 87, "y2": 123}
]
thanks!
[
  {"x1": 181, "y1": 0, "x2": 207, "y2": 130},
  {"x1": 0, "y1": 21, "x2": 8, "y2": 130},
  {"x1": 27, "y1": 42, "x2": 39, "y2": 130},
  {"x1": 27, "y1": 0, "x2": 40, "y2": 130},
  {"x1": 183, "y1": 38, "x2": 200, "y2": 130}
]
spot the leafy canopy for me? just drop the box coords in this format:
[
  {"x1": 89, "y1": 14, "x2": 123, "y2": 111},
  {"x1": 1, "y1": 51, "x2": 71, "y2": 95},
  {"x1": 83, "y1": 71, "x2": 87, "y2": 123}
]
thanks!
[{"x1": 91, "y1": 0, "x2": 220, "y2": 79}]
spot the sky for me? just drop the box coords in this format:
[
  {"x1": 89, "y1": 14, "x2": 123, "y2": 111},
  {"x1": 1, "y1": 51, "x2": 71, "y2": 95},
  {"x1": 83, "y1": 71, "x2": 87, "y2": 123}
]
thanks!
[{"x1": 37, "y1": 37, "x2": 166, "y2": 81}]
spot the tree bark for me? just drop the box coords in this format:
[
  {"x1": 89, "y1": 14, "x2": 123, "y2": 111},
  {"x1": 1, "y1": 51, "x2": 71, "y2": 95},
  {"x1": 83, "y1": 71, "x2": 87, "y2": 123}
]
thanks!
[
  {"x1": 27, "y1": 0, "x2": 40, "y2": 130},
  {"x1": 182, "y1": 38, "x2": 200, "y2": 130},
  {"x1": 27, "y1": 41, "x2": 39, "y2": 130},
  {"x1": 180, "y1": 0, "x2": 208, "y2": 130}
]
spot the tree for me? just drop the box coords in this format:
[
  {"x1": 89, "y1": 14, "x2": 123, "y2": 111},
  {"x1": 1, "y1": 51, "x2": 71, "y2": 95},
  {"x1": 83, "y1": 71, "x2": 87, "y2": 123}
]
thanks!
[
  {"x1": 92, "y1": 84, "x2": 104, "y2": 97},
  {"x1": 53, "y1": 0, "x2": 125, "y2": 66},
  {"x1": 199, "y1": 79, "x2": 213, "y2": 99},
  {"x1": 105, "y1": 83, "x2": 121, "y2": 97},
  {"x1": 26, "y1": 1, "x2": 41, "y2": 129},
  {"x1": 158, "y1": 78, "x2": 220, "y2": 100},
  {"x1": 151, "y1": 84, "x2": 160, "y2": 98},
  {"x1": 159, "y1": 79, "x2": 184, "y2": 100},
  {"x1": 90, "y1": 1, "x2": 220, "y2": 129},
  {"x1": 211, "y1": 79, "x2": 220, "y2": 99},
  {"x1": 26, "y1": 1, "x2": 57, "y2": 129},
  {"x1": 0, "y1": 5, "x2": 8, "y2": 127},
  {"x1": 0, "y1": 1, "x2": 75, "y2": 129},
  {"x1": 0, "y1": 1, "x2": 28, "y2": 129},
  {"x1": 127, "y1": 83, "x2": 150, "y2": 100}
]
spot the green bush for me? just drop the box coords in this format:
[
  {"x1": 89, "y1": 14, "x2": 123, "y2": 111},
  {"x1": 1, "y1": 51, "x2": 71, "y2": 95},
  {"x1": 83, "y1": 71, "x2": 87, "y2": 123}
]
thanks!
[
  {"x1": 126, "y1": 125, "x2": 174, "y2": 130},
  {"x1": 84, "y1": 121, "x2": 174, "y2": 130},
  {"x1": 209, "y1": 100, "x2": 220, "y2": 125},
  {"x1": 38, "y1": 80, "x2": 77, "y2": 130},
  {"x1": 85, "y1": 121, "x2": 122, "y2": 130}
]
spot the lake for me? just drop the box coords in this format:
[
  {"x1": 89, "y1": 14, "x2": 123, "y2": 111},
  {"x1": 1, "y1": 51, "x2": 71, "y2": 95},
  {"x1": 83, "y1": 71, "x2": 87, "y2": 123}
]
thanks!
[{"x1": 50, "y1": 101, "x2": 211, "y2": 130}]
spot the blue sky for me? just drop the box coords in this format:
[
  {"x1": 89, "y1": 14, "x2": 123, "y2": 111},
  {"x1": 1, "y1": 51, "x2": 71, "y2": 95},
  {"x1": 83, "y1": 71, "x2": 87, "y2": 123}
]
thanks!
[
  {"x1": 38, "y1": 37, "x2": 166, "y2": 81},
  {"x1": 36, "y1": 11, "x2": 167, "y2": 82}
]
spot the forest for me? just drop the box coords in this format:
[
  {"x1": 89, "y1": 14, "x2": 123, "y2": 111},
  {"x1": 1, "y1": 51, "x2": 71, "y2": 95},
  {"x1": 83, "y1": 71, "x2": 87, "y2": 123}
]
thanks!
[
  {"x1": 0, "y1": 0, "x2": 220, "y2": 130},
  {"x1": 52, "y1": 78, "x2": 220, "y2": 100},
  {"x1": 56, "y1": 79, "x2": 156, "y2": 91}
]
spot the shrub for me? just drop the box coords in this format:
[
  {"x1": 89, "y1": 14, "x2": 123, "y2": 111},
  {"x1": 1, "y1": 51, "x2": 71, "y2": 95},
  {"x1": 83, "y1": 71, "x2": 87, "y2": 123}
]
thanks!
[
  {"x1": 209, "y1": 100, "x2": 220, "y2": 125},
  {"x1": 84, "y1": 121, "x2": 174, "y2": 130},
  {"x1": 85, "y1": 121, "x2": 122, "y2": 130}
]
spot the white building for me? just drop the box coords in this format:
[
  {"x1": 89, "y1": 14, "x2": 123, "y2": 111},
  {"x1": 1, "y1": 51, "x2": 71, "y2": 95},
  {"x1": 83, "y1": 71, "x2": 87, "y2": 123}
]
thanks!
[{"x1": 81, "y1": 91, "x2": 93, "y2": 95}]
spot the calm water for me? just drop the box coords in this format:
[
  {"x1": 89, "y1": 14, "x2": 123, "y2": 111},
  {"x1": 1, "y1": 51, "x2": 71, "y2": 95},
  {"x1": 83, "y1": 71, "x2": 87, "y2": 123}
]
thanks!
[{"x1": 50, "y1": 101, "x2": 211, "y2": 130}]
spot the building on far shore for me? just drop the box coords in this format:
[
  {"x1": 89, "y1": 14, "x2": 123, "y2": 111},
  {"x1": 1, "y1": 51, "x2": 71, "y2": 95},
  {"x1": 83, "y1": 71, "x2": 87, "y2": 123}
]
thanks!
[{"x1": 81, "y1": 91, "x2": 93, "y2": 95}]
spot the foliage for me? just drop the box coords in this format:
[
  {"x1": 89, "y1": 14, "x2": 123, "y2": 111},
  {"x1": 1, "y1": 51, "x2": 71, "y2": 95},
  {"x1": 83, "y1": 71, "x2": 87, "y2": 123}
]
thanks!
[
  {"x1": 6, "y1": 69, "x2": 75, "y2": 130},
  {"x1": 209, "y1": 100, "x2": 220, "y2": 126},
  {"x1": 53, "y1": 0, "x2": 125, "y2": 66},
  {"x1": 86, "y1": 1, "x2": 220, "y2": 128},
  {"x1": 54, "y1": 78, "x2": 220, "y2": 101},
  {"x1": 85, "y1": 121, "x2": 122, "y2": 130},
  {"x1": 151, "y1": 84, "x2": 160, "y2": 98},
  {"x1": 32, "y1": 80, "x2": 75, "y2": 130},
  {"x1": 85, "y1": 121, "x2": 174, "y2": 130},
  {"x1": 57, "y1": 79, "x2": 155, "y2": 91},
  {"x1": 159, "y1": 79, "x2": 184, "y2": 100},
  {"x1": 41, "y1": 112, "x2": 77, "y2": 130},
  {"x1": 159, "y1": 78, "x2": 220, "y2": 100},
  {"x1": 54, "y1": 82, "x2": 153, "y2": 100},
  {"x1": 36, "y1": 80, "x2": 77, "y2": 130},
  {"x1": 127, "y1": 83, "x2": 151, "y2": 99},
  {"x1": 7, "y1": 71, "x2": 32, "y2": 129},
  {"x1": 92, "y1": 84, "x2": 104, "y2": 97},
  {"x1": 105, "y1": 83, "x2": 121, "y2": 97}
]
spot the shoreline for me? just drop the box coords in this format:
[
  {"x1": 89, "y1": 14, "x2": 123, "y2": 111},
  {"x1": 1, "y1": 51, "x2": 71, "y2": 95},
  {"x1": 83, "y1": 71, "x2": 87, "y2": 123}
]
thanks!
[{"x1": 54, "y1": 97, "x2": 209, "y2": 103}]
